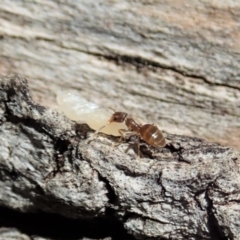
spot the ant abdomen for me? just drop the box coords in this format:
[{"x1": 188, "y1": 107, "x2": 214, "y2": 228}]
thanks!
[{"x1": 139, "y1": 124, "x2": 166, "y2": 147}]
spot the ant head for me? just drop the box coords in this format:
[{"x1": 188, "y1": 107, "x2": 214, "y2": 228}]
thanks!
[
  {"x1": 97, "y1": 111, "x2": 128, "y2": 133},
  {"x1": 109, "y1": 112, "x2": 128, "y2": 123}
]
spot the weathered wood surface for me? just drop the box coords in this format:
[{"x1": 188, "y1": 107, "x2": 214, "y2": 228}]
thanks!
[
  {"x1": 1, "y1": 77, "x2": 240, "y2": 239},
  {"x1": 0, "y1": 0, "x2": 239, "y2": 151}
]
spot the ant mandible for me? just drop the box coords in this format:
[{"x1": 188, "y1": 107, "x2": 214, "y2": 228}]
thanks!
[{"x1": 97, "y1": 111, "x2": 166, "y2": 156}]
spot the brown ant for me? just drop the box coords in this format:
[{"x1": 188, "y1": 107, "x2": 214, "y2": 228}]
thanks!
[{"x1": 97, "y1": 111, "x2": 166, "y2": 156}]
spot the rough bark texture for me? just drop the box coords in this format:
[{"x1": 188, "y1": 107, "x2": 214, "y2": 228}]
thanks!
[
  {"x1": 0, "y1": 227, "x2": 112, "y2": 240},
  {"x1": 1, "y1": 76, "x2": 240, "y2": 239},
  {"x1": 0, "y1": 0, "x2": 239, "y2": 151},
  {"x1": 0, "y1": 228, "x2": 31, "y2": 240}
]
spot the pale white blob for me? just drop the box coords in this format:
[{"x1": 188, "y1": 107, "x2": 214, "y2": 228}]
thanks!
[{"x1": 56, "y1": 91, "x2": 127, "y2": 136}]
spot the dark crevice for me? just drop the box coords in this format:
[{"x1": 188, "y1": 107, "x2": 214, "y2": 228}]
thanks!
[
  {"x1": 94, "y1": 171, "x2": 131, "y2": 239},
  {"x1": 45, "y1": 128, "x2": 87, "y2": 181},
  {"x1": 167, "y1": 144, "x2": 191, "y2": 164},
  {"x1": 194, "y1": 189, "x2": 207, "y2": 211},
  {"x1": 0, "y1": 206, "x2": 135, "y2": 240},
  {"x1": 0, "y1": 167, "x2": 19, "y2": 182},
  {"x1": 98, "y1": 174, "x2": 118, "y2": 206},
  {"x1": 53, "y1": 138, "x2": 72, "y2": 171},
  {"x1": 74, "y1": 51, "x2": 240, "y2": 91},
  {"x1": 165, "y1": 142, "x2": 181, "y2": 153},
  {"x1": 103, "y1": 55, "x2": 240, "y2": 91},
  {"x1": 206, "y1": 184, "x2": 230, "y2": 240},
  {"x1": 157, "y1": 171, "x2": 167, "y2": 197}
]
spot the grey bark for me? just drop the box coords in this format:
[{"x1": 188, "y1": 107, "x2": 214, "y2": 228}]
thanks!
[
  {"x1": 0, "y1": 228, "x2": 31, "y2": 240},
  {"x1": 0, "y1": 76, "x2": 240, "y2": 239},
  {"x1": 0, "y1": 227, "x2": 111, "y2": 240},
  {"x1": 0, "y1": 0, "x2": 240, "y2": 151}
]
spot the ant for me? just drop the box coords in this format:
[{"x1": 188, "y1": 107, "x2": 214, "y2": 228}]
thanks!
[{"x1": 97, "y1": 111, "x2": 166, "y2": 156}]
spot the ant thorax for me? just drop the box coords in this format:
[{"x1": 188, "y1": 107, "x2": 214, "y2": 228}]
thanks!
[
  {"x1": 56, "y1": 91, "x2": 127, "y2": 136},
  {"x1": 125, "y1": 117, "x2": 140, "y2": 132}
]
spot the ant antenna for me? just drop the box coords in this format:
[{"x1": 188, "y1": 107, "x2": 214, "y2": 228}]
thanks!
[
  {"x1": 108, "y1": 107, "x2": 115, "y2": 113},
  {"x1": 96, "y1": 122, "x2": 110, "y2": 133},
  {"x1": 96, "y1": 111, "x2": 116, "y2": 133},
  {"x1": 95, "y1": 117, "x2": 113, "y2": 134}
]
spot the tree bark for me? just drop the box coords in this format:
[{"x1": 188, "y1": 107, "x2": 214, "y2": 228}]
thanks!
[
  {"x1": 0, "y1": 227, "x2": 112, "y2": 240},
  {"x1": 0, "y1": 0, "x2": 239, "y2": 151},
  {"x1": 0, "y1": 228, "x2": 31, "y2": 240},
  {"x1": 0, "y1": 76, "x2": 240, "y2": 239}
]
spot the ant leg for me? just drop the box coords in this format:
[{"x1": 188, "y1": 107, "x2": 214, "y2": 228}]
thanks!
[
  {"x1": 94, "y1": 114, "x2": 118, "y2": 136},
  {"x1": 95, "y1": 122, "x2": 110, "y2": 135},
  {"x1": 87, "y1": 121, "x2": 111, "y2": 144},
  {"x1": 125, "y1": 133, "x2": 142, "y2": 159},
  {"x1": 136, "y1": 137, "x2": 141, "y2": 159},
  {"x1": 130, "y1": 135, "x2": 142, "y2": 159},
  {"x1": 113, "y1": 129, "x2": 129, "y2": 147}
]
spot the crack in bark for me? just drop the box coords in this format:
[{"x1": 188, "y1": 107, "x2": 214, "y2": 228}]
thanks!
[
  {"x1": 206, "y1": 183, "x2": 229, "y2": 240},
  {"x1": 0, "y1": 206, "x2": 135, "y2": 240}
]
